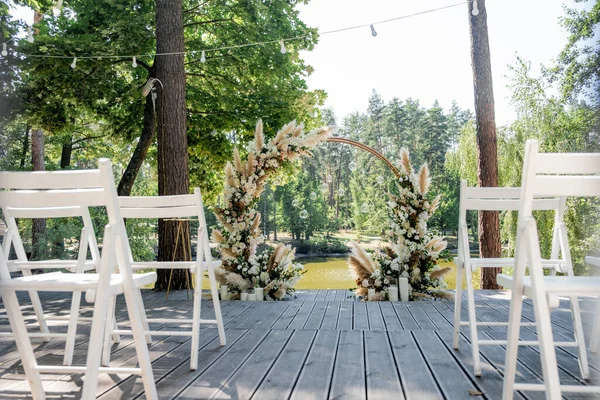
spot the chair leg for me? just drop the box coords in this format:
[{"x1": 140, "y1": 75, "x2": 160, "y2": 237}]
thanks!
[
  {"x1": 63, "y1": 290, "x2": 82, "y2": 366},
  {"x1": 207, "y1": 264, "x2": 226, "y2": 347},
  {"x1": 102, "y1": 295, "x2": 117, "y2": 367},
  {"x1": 190, "y1": 268, "x2": 202, "y2": 371},
  {"x1": 453, "y1": 261, "x2": 464, "y2": 350},
  {"x1": 502, "y1": 285, "x2": 524, "y2": 400},
  {"x1": 568, "y1": 295, "x2": 590, "y2": 379},
  {"x1": 121, "y1": 281, "x2": 158, "y2": 400},
  {"x1": 531, "y1": 292, "x2": 561, "y2": 399},
  {"x1": 465, "y1": 264, "x2": 481, "y2": 377},
  {"x1": 135, "y1": 288, "x2": 152, "y2": 343},
  {"x1": 590, "y1": 299, "x2": 600, "y2": 353},
  {"x1": 23, "y1": 270, "x2": 50, "y2": 342},
  {"x1": 81, "y1": 280, "x2": 111, "y2": 399},
  {"x1": 3, "y1": 290, "x2": 46, "y2": 399}
]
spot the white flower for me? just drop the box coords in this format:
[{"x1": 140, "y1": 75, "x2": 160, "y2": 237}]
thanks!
[{"x1": 362, "y1": 279, "x2": 370, "y2": 288}]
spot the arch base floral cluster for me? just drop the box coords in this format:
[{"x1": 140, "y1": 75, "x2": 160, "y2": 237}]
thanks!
[{"x1": 349, "y1": 148, "x2": 450, "y2": 301}]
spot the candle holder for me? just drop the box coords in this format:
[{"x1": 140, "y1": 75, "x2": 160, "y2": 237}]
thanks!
[
  {"x1": 220, "y1": 284, "x2": 228, "y2": 300},
  {"x1": 388, "y1": 285, "x2": 398, "y2": 302},
  {"x1": 367, "y1": 288, "x2": 376, "y2": 301},
  {"x1": 399, "y1": 278, "x2": 409, "y2": 302},
  {"x1": 240, "y1": 292, "x2": 249, "y2": 301},
  {"x1": 247, "y1": 293, "x2": 257, "y2": 301},
  {"x1": 254, "y1": 287, "x2": 264, "y2": 301}
]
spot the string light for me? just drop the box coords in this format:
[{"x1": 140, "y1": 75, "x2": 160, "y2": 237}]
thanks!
[
  {"x1": 320, "y1": 182, "x2": 329, "y2": 192},
  {"x1": 70, "y1": 57, "x2": 77, "y2": 68},
  {"x1": 299, "y1": 209, "x2": 309, "y2": 219},
  {"x1": 10, "y1": 2, "x2": 465, "y2": 63},
  {"x1": 27, "y1": 26, "x2": 34, "y2": 43},
  {"x1": 1, "y1": 43, "x2": 7, "y2": 57},
  {"x1": 348, "y1": 161, "x2": 357, "y2": 171},
  {"x1": 360, "y1": 203, "x2": 370, "y2": 213},
  {"x1": 472, "y1": 0, "x2": 479, "y2": 16},
  {"x1": 132, "y1": 56, "x2": 137, "y2": 67},
  {"x1": 310, "y1": 192, "x2": 317, "y2": 200},
  {"x1": 53, "y1": 0, "x2": 63, "y2": 16},
  {"x1": 370, "y1": 24, "x2": 378, "y2": 37},
  {"x1": 280, "y1": 39, "x2": 286, "y2": 54},
  {"x1": 326, "y1": 174, "x2": 333, "y2": 183},
  {"x1": 337, "y1": 188, "x2": 345, "y2": 197},
  {"x1": 376, "y1": 175, "x2": 385, "y2": 185},
  {"x1": 292, "y1": 199, "x2": 300, "y2": 207}
]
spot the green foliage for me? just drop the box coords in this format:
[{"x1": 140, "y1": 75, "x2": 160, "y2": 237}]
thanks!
[{"x1": 295, "y1": 236, "x2": 349, "y2": 254}]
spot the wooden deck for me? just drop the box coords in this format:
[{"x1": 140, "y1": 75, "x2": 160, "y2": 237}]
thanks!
[{"x1": 1, "y1": 289, "x2": 599, "y2": 399}]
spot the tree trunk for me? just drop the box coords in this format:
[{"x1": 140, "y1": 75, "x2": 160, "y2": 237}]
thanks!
[
  {"x1": 468, "y1": 0, "x2": 502, "y2": 289},
  {"x1": 20, "y1": 126, "x2": 30, "y2": 168},
  {"x1": 118, "y1": 92, "x2": 156, "y2": 196},
  {"x1": 31, "y1": 129, "x2": 46, "y2": 261},
  {"x1": 60, "y1": 139, "x2": 72, "y2": 169},
  {"x1": 155, "y1": 0, "x2": 190, "y2": 290}
]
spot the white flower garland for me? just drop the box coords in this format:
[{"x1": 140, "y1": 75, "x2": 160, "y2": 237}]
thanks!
[{"x1": 212, "y1": 119, "x2": 332, "y2": 299}]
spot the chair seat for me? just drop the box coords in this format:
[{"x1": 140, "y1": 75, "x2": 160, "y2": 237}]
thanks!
[
  {"x1": 498, "y1": 274, "x2": 600, "y2": 296},
  {"x1": 131, "y1": 260, "x2": 222, "y2": 272},
  {"x1": 0, "y1": 271, "x2": 156, "y2": 294},
  {"x1": 8, "y1": 259, "x2": 97, "y2": 272},
  {"x1": 469, "y1": 258, "x2": 564, "y2": 268}
]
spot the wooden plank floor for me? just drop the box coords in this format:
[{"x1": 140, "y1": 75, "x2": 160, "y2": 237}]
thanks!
[{"x1": 0, "y1": 289, "x2": 599, "y2": 399}]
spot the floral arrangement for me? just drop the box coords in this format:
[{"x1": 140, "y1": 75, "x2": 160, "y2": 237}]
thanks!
[
  {"x1": 212, "y1": 119, "x2": 332, "y2": 300},
  {"x1": 349, "y1": 148, "x2": 450, "y2": 300}
]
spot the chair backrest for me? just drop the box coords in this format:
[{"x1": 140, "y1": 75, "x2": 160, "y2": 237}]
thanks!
[
  {"x1": 458, "y1": 180, "x2": 566, "y2": 261},
  {"x1": 520, "y1": 140, "x2": 600, "y2": 218},
  {"x1": 0, "y1": 159, "x2": 134, "y2": 276},
  {"x1": 118, "y1": 188, "x2": 212, "y2": 264},
  {"x1": 2, "y1": 205, "x2": 100, "y2": 272}
]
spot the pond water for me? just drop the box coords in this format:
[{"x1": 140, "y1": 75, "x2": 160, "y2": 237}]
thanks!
[
  {"x1": 202, "y1": 256, "x2": 469, "y2": 290},
  {"x1": 296, "y1": 256, "x2": 461, "y2": 290}
]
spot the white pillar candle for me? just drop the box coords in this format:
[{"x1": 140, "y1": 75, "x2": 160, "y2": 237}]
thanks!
[
  {"x1": 398, "y1": 278, "x2": 409, "y2": 302},
  {"x1": 367, "y1": 288, "x2": 376, "y2": 301},
  {"x1": 388, "y1": 285, "x2": 398, "y2": 302},
  {"x1": 254, "y1": 287, "x2": 264, "y2": 301},
  {"x1": 220, "y1": 285, "x2": 228, "y2": 300},
  {"x1": 240, "y1": 292, "x2": 248, "y2": 301},
  {"x1": 247, "y1": 293, "x2": 257, "y2": 301}
]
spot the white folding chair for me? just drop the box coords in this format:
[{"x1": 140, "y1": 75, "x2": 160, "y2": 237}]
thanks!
[
  {"x1": 1, "y1": 204, "x2": 101, "y2": 366},
  {"x1": 585, "y1": 256, "x2": 600, "y2": 353},
  {"x1": 105, "y1": 189, "x2": 225, "y2": 371},
  {"x1": 497, "y1": 140, "x2": 600, "y2": 399},
  {"x1": 451, "y1": 181, "x2": 586, "y2": 377},
  {"x1": 0, "y1": 159, "x2": 158, "y2": 400}
]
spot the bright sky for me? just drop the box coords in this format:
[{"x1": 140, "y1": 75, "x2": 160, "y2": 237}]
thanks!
[{"x1": 297, "y1": 0, "x2": 569, "y2": 125}]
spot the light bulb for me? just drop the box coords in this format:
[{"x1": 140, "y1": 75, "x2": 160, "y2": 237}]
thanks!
[
  {"x1": 472, "y1": 0, "x2": 479, "y2": 16},
  {"x1": 348, "y1": 161, "x2": 357, "y2": 171},
  {"x1": 337, "y1": 188, "x2": 345, "y2": 197},
  {"x1": 132, "y1": 56, "x2": 137, "y2": 68},
  {"x1": 27, "y1": 26, "x2": 34, "y2": 43},
  {"x1": 70, "y1": 57, "x2": 77, "y2": 69},
  {"x1": 292, "y1": 199, "x2": 300, "y2": 208},
  {"x1": 370, "y1": 24, "x2": 377, "y2": 37},
  {"x1": 1, "y1": 43, "x2": 7, "y2": 57},
  {"x1": 53, "y1": 0, "x2": 63, "y2": 16},
  {"x1": 310, "y1": 192, "x2": 317, "y2": 201},
  {"x1": 321, "y1": 183, "x2": 329, "y2": 192},
  {"x1": 326, "y1": 174, "x2": 333, "y2": 183},
  {"x1": 280, "y1": 39, "x2": 286, "y2": 54},
  {"x1": 299, "y1": 210, "x2": 309, "y2": 219},
  {"x1": 200, "y1": 50, "x2": 206, "y2": 63},
  {"x1": 360, "y1": 203, "x2": 369, "y2": 213},
  {"x1": 376, "y1": 175, "x2": 384, "y2": 185}
]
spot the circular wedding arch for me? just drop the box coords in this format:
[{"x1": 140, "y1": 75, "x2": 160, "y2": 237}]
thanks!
[{"x1": 325, "y1": 137, "x2": 402, "y2": 179}]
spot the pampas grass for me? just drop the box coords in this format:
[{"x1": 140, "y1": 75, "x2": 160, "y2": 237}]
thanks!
[
  {"x1": 429, "y1": 194, "x2": 441, "y2": 214},
  {"x1": 348, "y1": 241, "x2": 374, "y2": 280},
  {"x1": 225, "y1": 272, "x2": 249, "y2": 291},
  {"x1": 430, "y1": 267, "x2": 452, "y2": 280},
  {"x1": 400, "y1": 148, "x2": 412, "y2": 174},
  {"x1": 211, "y1": 229, "x2": 225, "y2": 244},
  {"x1": 418, "y1": 164, "x2": 430, "y2": 195},
  {"x1": 255, "y1": 119, "x2": 264, "y2": 150}
]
